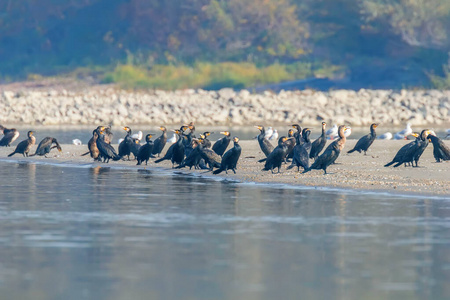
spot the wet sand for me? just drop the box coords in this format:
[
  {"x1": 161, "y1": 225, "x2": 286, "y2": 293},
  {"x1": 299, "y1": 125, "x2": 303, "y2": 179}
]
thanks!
[{"x1": 0, "y1": 139, "x2": 448, "y2": 196}]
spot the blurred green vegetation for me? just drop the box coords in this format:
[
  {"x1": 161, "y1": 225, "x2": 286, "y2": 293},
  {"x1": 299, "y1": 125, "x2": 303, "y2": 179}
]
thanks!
[
  {"x1": 101, "y1": 62, "x2": 340, "y2": 90},
  {"x1": 1, "y1": 0, "x2": 450, "y2": 89}
]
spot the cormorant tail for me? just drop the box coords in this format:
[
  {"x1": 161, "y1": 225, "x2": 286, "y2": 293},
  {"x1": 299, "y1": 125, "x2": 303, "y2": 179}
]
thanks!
[
  {"x1": 302, "y1": 168, "x2": 311, "y2": 174},
  {"x1": 384, "y1": 161, "x2": 394, "y2": 167},
  {"x1": 81, "y1": 151, "x2": 90, "y2": 156},
  {"x1": 212, "y1": 169, "x2": 223, "y2": 175},
  {"x1": 347, "y1": 149, "x2": 356, "y2": 154},
  {"x1": 154, "y1": 157, "x2": 165, "y2": 163},
  {"x1": 7, "y1": 152, "x2": 15, "y2": 157},
  {"x1": 258, "y1": 158, "x2": 267, "y2": 163},
  {"x1": 286, "y1": 164, "x2": 295, "y2": 170}
]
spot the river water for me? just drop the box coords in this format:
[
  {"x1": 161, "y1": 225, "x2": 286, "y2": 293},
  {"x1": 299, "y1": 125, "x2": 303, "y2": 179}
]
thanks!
[{"x1": 0, "y1": 160, "x2": 449, "y2": 300}]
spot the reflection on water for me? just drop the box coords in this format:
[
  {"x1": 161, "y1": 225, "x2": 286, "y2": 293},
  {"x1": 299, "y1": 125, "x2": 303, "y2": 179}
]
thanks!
[{"x1": 0, "y1": 161, "x2": 449, "y2": 300}]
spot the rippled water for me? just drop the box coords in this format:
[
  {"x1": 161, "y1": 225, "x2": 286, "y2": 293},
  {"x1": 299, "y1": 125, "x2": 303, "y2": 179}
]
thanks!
[{"x1": 0, "y1": 161, "x2": 449, "y2": 300}]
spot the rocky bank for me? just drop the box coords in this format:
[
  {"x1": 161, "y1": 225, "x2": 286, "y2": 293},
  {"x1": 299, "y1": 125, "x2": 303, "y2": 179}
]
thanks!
[{"x1": 1, "y1": 84, "x2": 449, "y2": 126}]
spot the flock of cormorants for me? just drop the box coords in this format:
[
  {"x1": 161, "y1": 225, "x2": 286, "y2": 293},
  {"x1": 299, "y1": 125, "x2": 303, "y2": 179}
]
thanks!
[{"x1": 1, "y1": 122, "x2": 449, "y2": 175}]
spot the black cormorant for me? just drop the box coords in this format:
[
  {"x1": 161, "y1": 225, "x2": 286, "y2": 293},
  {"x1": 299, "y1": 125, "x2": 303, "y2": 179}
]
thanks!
[
  {"x1": 96, "y1": 128, "x2": 120, "y2": 163},
  {"x1": 200, "y1": 132, "x2": 213, "y2": 149},
  {"x1": 411, "y1": 129, "x2": 431, "y2": 167},
  {"x1": 384, "y1": 132, "x2": 420, "y2": 167},
  {"x1": 213, "y1": 137, "x2": 242, "y2": 174},
  {"x1": 155, "y1": 129, "x2": 185, "y2": 167},
  {"x1": 137, "y1": 134, "x2": 154, "y2": 165},
  {"x1": 212, "y1": 131, "x2": 232, "y2": 156},
  {"x1": 152, "y1": 126, "x2": 167, "y2": 157},
  {"x1": 118, "y1": 126, "x2": 134, "y2": 160},
  {"x1": 8, "y1": 131, "x2": 36, "y2": 157},
  {"x1": 262, "y1": 136, "x2": 289, "y2": 173},
  {"x1": 198, "y1": 138, "x2": 222, "y2": 170},
  {"x1": 287, "y1": 128, "x2": 312, "y2": 171},
  {"x1": 30, "y1": 137, "x2": 62, "y2": 157},
  {"x1": 0, "y1": 125, "x2": 20, "y2": 147},
  {"x1": 255, "y1": 125, "x2": 274, "y2": 157},
  {"x1": 175, "y1": 139, "x2": 204, "y2": 170},
  {"x1": 428, "y1": 134, "x2": 450, "y2": 162},
  {"x1": 348, "y1": 123, "x2": 378, "y2": 155},
  {"x1": 310, "y1": 122, "x2": 327, "y2": 160},
  {"x1": 81, "y1": 128, "x2": 102, "y2": 160},
  {"x1": 303, "y1": 125, "x2": 347, "y2": 174}
]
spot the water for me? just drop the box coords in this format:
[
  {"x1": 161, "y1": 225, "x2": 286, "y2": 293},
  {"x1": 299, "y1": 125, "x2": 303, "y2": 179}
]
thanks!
[{"x1": 0, "y1": 161, "x2": 449, "y2": 300}]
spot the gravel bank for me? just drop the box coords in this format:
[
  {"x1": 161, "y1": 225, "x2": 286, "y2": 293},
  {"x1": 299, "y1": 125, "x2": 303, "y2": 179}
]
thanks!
[
  {"x1": 1, "y1": 83, "x2": 449, "y2": 126},
  {"x1": 0, "y1": 139, "x2": 448, "y2": 196}
]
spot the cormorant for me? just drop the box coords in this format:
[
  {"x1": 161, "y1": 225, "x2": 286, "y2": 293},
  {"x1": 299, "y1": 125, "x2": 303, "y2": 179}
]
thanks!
[
  {"x1": 411, "y1": 129, "x2": 431, "y2": 167},
  {"x1": 198, "y1": 138, "x2": 222, "y2": 170},
  {"x1": 152, "y1": 126, "x2": 167, "y2": 157},
  {"x1": 8, "y1": 131, "x2": 36, "y2": 157},
  {"x1": 384, "y1": 132, "x2": 420, "y2": 167},
  {"x1": 175, "y1": 139, "x2": 203, "y2": 170},
  {"x1": 102, "y1": 125, "x2": 114, "y2": 144},
  {"x1": 428, "y1": 134, "x2": 450, "y2": 162},
  {"x1": 303, "y1": 125, "x2": 347, "y2": 174},
  {"x1": 292, "y1": 124, "x2": 302, "y2": 140},
  {"x1": 287, "y1": 128, "x2": 312, "y2": 171},
  {"x1": 96, "y1": 128, "x2": 120, "y2": 163},
  {"x1": 212, "y1": 131, "x2": 232, "y2": 156},
  {"x1": 118, "y1": 126, "x2": 134, "y2": 160},
  {"x1": 255, "y1": 125, "x2": 274, "y2": 157},
  {"x1": 310, "y1": 122, "x2": 327, "y2": 160},
  {"x1": 137, "y1": 134, "x2": 154, "y2": 165},
  {"x1": 30, "y1": 137, "x2": 62, "y2": 157},
  {"x1": 0, "y1": 125, "x2": 20, "y2": 147},
  {"x1": 155, "y1": 129, "x2": 185, "y2": 167},
  {"x1": 213, "y1": 137, "x2": 242, "y2": 174},
  {"x1": 262, "y1": 136, "x2": 289, "y2": 173},
  {"x1": 130, "y1": 138, "x2": 141, "y2": 159},
  {"x1": 348, "y1": 123, "x2": 378, "y2": 155},
  {"x1": 81, "y1": 128, "x2": 101, "y2": 160},
  {"x1": 200, "y1": 132, "x2": 213, "y2": 149}
]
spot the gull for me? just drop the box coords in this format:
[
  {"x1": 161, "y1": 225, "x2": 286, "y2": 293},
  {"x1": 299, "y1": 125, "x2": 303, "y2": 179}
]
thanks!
[
  {"x1": 167, "y1": 133, "x2": 177, "y2": 144},
  {"x1": 326, "y1": 124, "x2": 338, "y2": 139},
  {"x1": 269, "y1": 129, "x2": 279, "y2": 141},
  {"x1": 378, "y1": 132, "x2": 393, "y2": 140},
  {"x1": 72, "y1": 139, "x2": 82, "y2": 146},
  {"x1": 394, "y1": 123, "x2": 412, "y2": 140},
  {"x1": 131, "y1": 130, "x2": 143, "y2": 141},
  {"x1": 264, "y1": 127, "x2": 274, "y2": 139}
]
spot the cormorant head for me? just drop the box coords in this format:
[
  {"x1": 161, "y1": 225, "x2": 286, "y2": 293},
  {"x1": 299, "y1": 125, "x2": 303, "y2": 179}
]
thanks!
[
  {"x1": 322, "y1": 122, "x2": 327, "y2": 127},
  {"x1": 292, "y1": 124, "x2": 301, "y2": 130},
  {"x1": 410, "y1": 132, "x2": 419, "y2": 139},
  {"x1": 159, "y1": 126, "x2": 166, "y2": 131},
  {"x1": 145, "y1": 134, "x2": 153, "y2": 142},
  {"x1": 371, "y1": 123, "x2": 378, "y2": 129},
  {"x1": 288, "y1": 129, "x2": 294, "y2": 137},
  {"x1": 187, "y1": 122, "x2": 195, "y2": 131},
  {"x1": 278, "y1": 136, "x2": 288, "y2": 145},
  {"x1": 220, "y1": 131, "x2": 230, "y2": 136},
  {"x1": 254, "y1": 125, "x2": 263, "y2": 132},
  {"x1": 123, "y1": 126, "x2": 131, "y2": 133},
  {"x1": 173, "y1": 129, "x2": 181, "y2": 135},
  {"x1": 27, "y1": 131, "x2": 34, "y2": 137},
  {"x1": 180, "y1": 125, "x2": 188, "y2": 132},
  {"x1": 203, "y1": 131, "x2": 212, "y2": 137},
  {"x1": 233, "y1": 136, "x2": 239, "y2": 143}
]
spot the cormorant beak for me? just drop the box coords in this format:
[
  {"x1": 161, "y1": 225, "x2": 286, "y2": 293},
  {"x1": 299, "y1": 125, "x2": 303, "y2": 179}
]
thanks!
[
  {"x1": 374, "y1": 124, "x2": 378, "y2": 128},
  {"x1": 160, "y1": 127, "x2": 164, "y2": 131},
  {"x1": 411, "y1": 133, "x2": 419, "y2": 138},
  {"x1": 254, "y1": 126, "x2": 262, "y2": 130}
]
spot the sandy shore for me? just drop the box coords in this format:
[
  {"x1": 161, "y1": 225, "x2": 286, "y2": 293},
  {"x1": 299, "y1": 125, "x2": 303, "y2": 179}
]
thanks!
[{"x1": 0, "y1": 139, "x2": 448, "y2": 197}]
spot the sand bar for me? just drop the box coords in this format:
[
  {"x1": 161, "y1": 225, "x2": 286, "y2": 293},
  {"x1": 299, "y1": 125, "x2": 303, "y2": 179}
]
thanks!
[{"x1": 0, "y1": 139, "x2": 448, "y2": 197}]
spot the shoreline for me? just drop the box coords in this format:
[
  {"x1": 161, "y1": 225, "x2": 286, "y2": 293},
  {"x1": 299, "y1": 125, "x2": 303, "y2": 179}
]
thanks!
[{"x1": 0, "y1": 140, "x2": 448, "y2": 197}]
